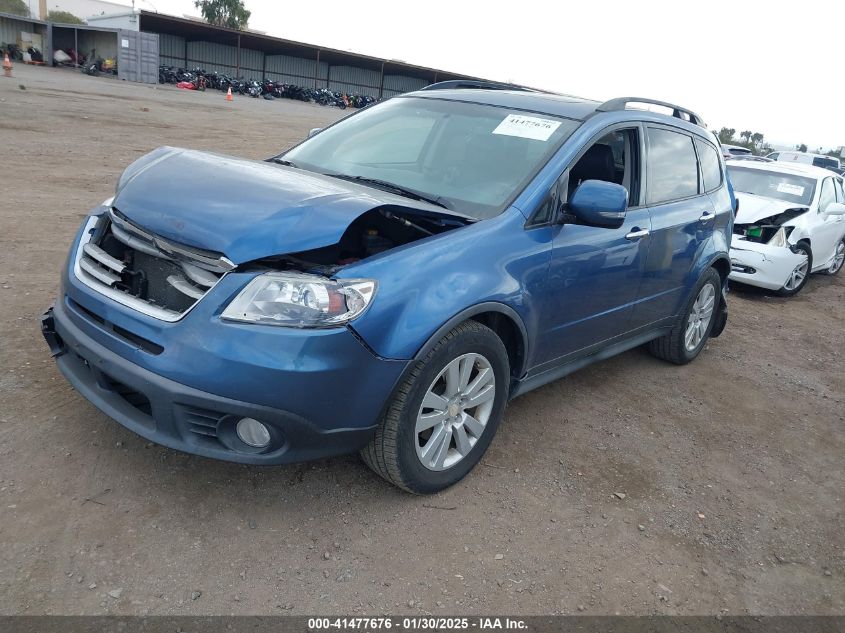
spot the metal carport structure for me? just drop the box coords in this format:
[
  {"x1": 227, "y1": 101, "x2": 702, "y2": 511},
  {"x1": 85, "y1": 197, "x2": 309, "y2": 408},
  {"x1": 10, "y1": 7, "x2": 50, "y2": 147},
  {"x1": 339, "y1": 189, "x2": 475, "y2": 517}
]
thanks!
[{"x1": 138, "y1": 11, "x2": 483, "y2": 98}]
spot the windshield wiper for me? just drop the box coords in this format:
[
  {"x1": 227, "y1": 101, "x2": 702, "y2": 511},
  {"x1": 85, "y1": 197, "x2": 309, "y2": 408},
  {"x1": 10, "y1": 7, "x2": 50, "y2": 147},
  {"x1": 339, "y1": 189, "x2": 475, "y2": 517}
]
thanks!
[
  {"x1": 271, "y1": 158, "x2": 298, "y2": 168},
  {"x1": 326, "y1": 173, "x2": 450, "y2": 210}
]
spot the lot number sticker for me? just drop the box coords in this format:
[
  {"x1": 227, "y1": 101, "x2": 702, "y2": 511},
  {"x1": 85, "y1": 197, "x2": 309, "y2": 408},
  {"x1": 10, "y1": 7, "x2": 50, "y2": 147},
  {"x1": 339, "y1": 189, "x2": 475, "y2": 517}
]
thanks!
[
  {"x1": 776, "y1": 183, "x2": 805, "y2": 196},
  {"x1": 493, "y1": 114, "x2": 561, "y2": 141}
]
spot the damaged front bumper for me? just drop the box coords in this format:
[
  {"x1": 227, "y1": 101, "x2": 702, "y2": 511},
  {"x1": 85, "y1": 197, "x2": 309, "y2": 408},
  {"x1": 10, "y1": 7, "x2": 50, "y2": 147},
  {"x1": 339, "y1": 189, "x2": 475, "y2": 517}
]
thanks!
[{"x1": 728, "y1": 239, "x2": 806, "y2": 291}]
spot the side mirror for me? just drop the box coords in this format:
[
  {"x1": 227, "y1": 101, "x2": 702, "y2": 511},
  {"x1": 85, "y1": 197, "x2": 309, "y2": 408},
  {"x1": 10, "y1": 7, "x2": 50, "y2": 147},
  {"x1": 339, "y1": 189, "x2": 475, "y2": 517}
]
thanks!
[
  {"x1": 308, "y1": 127, "x2": 322, "y2": 138},
  {"x1": 824, "y1": 202, "x2": 845, "y2": 216},
  {"x1": 567, "y1": 180, "x2": 629, "y2": 228}
]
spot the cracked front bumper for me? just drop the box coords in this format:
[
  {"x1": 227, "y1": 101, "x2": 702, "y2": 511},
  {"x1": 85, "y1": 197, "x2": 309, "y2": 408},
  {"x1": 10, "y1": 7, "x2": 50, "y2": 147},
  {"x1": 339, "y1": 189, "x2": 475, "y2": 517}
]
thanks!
[{"x1": 728, "y1": 240, "x2": 806, "y2": 291}]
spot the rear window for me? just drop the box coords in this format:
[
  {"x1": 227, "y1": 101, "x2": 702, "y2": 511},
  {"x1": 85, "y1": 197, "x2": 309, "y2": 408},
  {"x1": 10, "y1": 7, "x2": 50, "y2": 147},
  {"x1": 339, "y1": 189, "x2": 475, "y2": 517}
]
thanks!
[
  {"x1": 695, "y1": 140, "x2": 722, "y2": 193},
  {"x1": 647, "y1": 128, "x2": 700, "y2": 204}
]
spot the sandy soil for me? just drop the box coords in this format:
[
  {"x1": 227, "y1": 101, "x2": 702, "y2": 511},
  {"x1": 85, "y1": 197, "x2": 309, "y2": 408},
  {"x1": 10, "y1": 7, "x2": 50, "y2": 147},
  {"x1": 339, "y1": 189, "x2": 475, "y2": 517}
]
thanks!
[{"x1": 0, "y1": 65, "x2": 843, "y2": 616}]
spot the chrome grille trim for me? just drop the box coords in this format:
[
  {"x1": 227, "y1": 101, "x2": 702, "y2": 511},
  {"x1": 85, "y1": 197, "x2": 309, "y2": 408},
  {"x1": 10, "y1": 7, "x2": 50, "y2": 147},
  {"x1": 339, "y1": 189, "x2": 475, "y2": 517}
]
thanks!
[
  {"x1": 111, "y1": 221, "x2": 166, "y2": 259},
  {"x1": 72, "y1": 214, "x2": 227, "y2": 322},
  {"x1": 80, "y1": 256, "x2": 121, "y2": 285},
  {"x1": 181, "y1": 262, "x2": 218, "y2": 287},
  {"x1": 83, "y1": 242, "x2": 125, "y2": 273},
  {"x1": 166, "y1": 274, "x2": 204, "y2": 300},
  {"x1": 108, "y1": 208, "x2": 235, "y2": 273}
]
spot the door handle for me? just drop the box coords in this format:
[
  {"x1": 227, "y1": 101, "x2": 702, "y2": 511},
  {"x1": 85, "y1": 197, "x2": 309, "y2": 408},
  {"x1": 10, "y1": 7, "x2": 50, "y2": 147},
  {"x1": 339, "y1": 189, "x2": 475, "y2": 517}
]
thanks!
[
  {"x1": 699, "y1": 211, "x2": 716, "y2": 222},
  {"x1": 625, "y1": 228, "x2": 650, "y2": 240}
]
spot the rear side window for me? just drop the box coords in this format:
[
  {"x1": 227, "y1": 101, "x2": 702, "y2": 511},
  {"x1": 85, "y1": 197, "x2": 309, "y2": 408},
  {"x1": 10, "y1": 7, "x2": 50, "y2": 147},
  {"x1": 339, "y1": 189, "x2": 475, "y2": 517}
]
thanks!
[
  {"x1": 695, "y1": 139, "x2": 722, "y2": 193},
  {"x1": 647, "y1": 128, "x2": 700, "y2": 204}
]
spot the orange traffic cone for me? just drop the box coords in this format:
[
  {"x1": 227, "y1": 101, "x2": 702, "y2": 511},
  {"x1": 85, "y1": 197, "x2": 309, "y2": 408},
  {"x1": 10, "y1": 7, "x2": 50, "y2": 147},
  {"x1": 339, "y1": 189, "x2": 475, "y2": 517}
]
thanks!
[
  {"x1": 226, "y1": 86, "x2": 233, "y2": 101},
  {"x1": 3, "y1": 52, "x2": 12, "y2": 78}
]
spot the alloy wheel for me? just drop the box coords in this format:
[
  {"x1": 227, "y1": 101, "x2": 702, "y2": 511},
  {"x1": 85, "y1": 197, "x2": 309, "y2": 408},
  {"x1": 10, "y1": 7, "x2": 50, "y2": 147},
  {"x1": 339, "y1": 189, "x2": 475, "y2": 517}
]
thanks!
[
  {"x1": 415, "y1": 353, "x2": 496, "y2": 471},
  {"x1": 830, "y1": 242, "x2": 845, "y2": 274},
  {"x1": 684, "y1": 284, "x2": 716, "y2": 352},
  {"x1": 783, "y1": 252, "x2": 810, "y2": 291}
]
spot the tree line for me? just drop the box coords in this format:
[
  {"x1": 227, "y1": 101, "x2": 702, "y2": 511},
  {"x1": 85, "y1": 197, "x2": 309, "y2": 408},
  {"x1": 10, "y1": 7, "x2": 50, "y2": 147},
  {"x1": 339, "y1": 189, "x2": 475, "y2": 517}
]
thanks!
[{"x1": 716, "y1": 127, "x2": 842, "y2": 159}]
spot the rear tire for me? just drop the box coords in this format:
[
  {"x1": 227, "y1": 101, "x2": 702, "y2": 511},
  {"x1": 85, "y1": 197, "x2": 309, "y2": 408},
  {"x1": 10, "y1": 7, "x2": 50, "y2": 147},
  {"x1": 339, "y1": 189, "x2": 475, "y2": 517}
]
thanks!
[
  {"x1": 361, "y1": 321, "x2": 509, "y2": 494},
  {"x1": 648, "y1": 268, "x2": 721, "y2": 365}
]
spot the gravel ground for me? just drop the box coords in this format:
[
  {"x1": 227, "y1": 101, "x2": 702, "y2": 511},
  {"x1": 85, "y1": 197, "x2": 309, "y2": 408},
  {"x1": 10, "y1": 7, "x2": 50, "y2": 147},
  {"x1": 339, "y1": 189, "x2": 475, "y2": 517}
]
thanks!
[{"x1": 0, "y1": 65, "x2": 843, "y2": 616}]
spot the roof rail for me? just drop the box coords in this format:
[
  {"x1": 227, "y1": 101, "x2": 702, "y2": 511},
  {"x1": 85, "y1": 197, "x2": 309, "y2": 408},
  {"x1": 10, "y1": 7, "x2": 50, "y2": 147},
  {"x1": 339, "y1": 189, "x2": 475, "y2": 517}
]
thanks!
[
  {"x1": 596, "y1": 97, "x2": 706, "y2": 127},
  {"x1": 421, "y1": 80, "x2": 539, "y2": 93}
]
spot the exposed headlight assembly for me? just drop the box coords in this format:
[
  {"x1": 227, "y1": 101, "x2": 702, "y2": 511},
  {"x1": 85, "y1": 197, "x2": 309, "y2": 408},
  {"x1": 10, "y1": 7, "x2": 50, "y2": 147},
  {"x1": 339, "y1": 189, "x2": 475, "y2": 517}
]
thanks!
[
  {"x1": 221, "y1": 273, "x2": 376, "y2": 328},
  {"x1": 768, "y1": 226, "x2": 789, "y2": 247}
]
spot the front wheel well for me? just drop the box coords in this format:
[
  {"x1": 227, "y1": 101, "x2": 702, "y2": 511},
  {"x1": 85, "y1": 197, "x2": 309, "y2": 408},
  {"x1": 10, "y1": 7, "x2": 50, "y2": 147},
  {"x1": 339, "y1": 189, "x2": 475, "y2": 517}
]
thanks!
[
  {"x1": 710, "y1": 257, "x2": 730, "y2": 283},
  {"x1": 469, "y1": 312, "x2": 525, "y2": 380}
]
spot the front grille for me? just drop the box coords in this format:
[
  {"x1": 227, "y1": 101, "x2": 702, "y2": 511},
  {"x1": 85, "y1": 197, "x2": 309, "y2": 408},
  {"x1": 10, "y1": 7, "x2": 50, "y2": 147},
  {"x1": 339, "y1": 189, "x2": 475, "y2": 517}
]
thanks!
[{"x1": 74, "y1": 209, "x2": 232, "y2": 321}]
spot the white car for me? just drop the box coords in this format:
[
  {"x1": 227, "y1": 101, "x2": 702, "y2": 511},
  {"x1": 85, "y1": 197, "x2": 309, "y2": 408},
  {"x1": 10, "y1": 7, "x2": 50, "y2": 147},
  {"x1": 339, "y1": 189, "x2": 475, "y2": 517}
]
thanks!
[{"x1": 728, "y1": 162, "x2": 845, "y2": 296}]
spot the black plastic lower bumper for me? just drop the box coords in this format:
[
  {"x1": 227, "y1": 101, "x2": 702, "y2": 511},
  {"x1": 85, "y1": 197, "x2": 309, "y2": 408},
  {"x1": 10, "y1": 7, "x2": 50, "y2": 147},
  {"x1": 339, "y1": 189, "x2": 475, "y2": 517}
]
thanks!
[{"x1": 41, "y1": 303, "x2": 377, "y2": 465}]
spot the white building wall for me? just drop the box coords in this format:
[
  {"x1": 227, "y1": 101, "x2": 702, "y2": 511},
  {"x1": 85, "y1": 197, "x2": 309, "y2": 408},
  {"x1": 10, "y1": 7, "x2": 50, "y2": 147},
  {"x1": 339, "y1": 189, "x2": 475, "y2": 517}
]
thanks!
[
  {"x1": 47, "y1": 0, "x2": 132, "y2": 20},
  {"x1": 86, "y1": 12, "x2": 138, "y2": 30}
]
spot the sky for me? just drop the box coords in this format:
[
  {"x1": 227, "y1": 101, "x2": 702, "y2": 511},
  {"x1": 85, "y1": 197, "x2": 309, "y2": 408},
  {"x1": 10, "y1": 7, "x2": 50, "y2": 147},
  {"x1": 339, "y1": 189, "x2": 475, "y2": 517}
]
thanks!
[{"x1": 132, "y1": 0, "x2": 843, "y2": 151}]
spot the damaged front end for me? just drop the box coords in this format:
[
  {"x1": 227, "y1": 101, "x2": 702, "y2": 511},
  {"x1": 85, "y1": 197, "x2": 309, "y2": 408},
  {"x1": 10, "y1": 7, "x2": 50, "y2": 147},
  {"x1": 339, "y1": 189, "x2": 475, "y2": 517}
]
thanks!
[
  {"x1": 75, "y1": 202, "x2": 469, "y2": 325},
  {"x1": 729, "y1": 207, "x2": 808, "y2": 291}
]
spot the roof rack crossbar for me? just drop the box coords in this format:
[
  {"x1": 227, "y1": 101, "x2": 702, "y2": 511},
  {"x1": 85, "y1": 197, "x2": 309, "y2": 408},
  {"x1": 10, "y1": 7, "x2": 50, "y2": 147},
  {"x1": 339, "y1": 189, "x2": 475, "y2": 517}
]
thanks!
[
  {"x1": 596, "y1": 97, "x2": 706, "y2": 127},
  {"x1": 421, "y1": 80, "x2": 540, "y2": 93}
]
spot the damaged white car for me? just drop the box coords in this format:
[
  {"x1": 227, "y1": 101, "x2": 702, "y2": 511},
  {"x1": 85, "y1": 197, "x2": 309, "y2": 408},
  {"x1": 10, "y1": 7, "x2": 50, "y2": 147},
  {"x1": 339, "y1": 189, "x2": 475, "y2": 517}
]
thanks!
[{"x1": 728, "y1": 162, "x2": 845, "y2": 296}]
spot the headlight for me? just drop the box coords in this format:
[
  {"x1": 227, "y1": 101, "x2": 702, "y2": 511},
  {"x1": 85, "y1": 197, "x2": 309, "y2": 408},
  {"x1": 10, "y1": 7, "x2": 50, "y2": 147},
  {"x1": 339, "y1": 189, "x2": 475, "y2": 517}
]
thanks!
[
  {"x1": 221, "y1": 273, "x2": 377, "y2": 328},
  {"x1": 768, "y1": 226, "x2": 788, "y2": 247}
]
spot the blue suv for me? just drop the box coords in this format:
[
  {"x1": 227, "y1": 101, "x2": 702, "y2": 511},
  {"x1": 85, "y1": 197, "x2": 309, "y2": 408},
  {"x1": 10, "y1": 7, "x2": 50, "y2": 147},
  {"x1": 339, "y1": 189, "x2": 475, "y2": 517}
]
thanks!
[{"x1": 42, "y1": 83, "x2": 732, "y2": 493}]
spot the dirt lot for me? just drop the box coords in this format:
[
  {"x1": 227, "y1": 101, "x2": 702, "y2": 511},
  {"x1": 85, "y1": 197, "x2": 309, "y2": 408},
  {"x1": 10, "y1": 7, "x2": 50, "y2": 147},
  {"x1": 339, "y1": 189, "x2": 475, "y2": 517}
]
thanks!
[{"x1": 0, "y1": 65, "x2": 843, "y2": 616}]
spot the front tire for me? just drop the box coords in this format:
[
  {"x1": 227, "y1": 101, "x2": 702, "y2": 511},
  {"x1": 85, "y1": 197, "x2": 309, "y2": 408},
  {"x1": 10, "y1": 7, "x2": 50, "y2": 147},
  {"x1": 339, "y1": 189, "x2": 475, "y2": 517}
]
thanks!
[
  {"x1": 648, "y1": 268, "x2": 721, "y2": 365},
  {"x1": 361, "y1": 321, "x2": 509, "y2": 494},
  {"x1": 776, "y1": 242, "x2": 812, "y2": 296},
  {"x1": 823, "y1": 238, "x2": 844, "y2": 276}
]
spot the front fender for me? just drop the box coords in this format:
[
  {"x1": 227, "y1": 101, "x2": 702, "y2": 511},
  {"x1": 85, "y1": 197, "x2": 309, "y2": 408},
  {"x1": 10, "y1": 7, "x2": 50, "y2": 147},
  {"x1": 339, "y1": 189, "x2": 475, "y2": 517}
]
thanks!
[{"x1": 340, "y1": 208, "x2": 550, "y2": 369}]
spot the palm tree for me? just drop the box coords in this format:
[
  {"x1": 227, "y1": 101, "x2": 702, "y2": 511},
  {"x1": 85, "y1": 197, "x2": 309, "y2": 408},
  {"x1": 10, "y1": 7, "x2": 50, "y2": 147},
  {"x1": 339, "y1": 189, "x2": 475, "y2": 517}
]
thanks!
[{"x1": 740, "y1": 131, "x2": 752, "y2": 143}]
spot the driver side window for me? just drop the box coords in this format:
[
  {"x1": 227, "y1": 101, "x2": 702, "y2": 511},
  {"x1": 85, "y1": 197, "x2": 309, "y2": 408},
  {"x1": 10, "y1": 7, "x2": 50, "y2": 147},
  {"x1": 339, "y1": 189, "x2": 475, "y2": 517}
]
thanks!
[
  {"x1": 565, "y1": 128, "x2": 641, "y2": 206},
  {"x1": 529, "y1": 128, "x2": 640, "y2": 226}
]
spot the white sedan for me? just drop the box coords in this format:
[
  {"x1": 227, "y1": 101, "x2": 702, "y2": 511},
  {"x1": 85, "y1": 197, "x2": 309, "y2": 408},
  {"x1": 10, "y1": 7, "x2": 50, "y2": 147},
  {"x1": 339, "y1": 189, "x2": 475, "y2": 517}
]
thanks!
[{"x1": 728, "y1": 162, "x2": 845, "y2": 296}]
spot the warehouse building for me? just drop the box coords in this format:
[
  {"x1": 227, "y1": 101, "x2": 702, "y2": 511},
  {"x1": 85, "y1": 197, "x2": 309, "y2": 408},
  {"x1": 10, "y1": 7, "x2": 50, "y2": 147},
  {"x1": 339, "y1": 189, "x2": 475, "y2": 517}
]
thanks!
[
  {"x1": 2, "y1": 5, "x2": 481, "y2": 96},
  {"x1": 136, "y1": 11, "x2": 479, "y2": 97}
]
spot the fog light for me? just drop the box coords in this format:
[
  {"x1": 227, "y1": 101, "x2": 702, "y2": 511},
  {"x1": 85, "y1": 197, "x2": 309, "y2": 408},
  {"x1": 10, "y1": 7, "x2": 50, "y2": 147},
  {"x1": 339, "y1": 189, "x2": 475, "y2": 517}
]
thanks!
[{"x1": 236, "y1": 418, "x2": 271, "y2": 448}]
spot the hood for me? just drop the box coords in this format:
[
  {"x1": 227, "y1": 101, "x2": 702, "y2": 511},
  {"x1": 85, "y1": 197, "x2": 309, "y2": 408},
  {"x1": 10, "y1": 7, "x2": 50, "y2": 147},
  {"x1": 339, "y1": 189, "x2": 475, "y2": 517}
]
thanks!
[
  {"x1": 734, "y1": 193, "x2": 809, "y2": 225},
  {"x1": 112, "y1": 147, "x2": 445, "y2": 264}
]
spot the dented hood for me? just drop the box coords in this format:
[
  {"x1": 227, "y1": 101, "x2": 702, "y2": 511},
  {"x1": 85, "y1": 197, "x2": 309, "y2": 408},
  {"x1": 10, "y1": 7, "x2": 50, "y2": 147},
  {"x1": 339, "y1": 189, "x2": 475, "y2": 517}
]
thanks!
[
  {"x1": 112, "y1": 147, "x2": 442, "y2": 264},
  {"x1": 734, "y1": 192, "x2": 809, "y2": 225}
]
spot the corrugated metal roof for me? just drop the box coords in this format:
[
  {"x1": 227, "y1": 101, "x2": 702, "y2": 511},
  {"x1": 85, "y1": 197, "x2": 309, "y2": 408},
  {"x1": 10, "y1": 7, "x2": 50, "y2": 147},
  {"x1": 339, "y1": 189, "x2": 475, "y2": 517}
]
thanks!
[{"x1": 138, "y1": 10, "x2": 483, "y2": 83}]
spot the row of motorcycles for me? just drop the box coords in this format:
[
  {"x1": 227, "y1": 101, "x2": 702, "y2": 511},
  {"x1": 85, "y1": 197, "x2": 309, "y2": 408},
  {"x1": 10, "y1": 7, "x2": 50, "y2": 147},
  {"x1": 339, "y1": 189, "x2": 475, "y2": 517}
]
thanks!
[
  {"x1": 158, "y1": 65, "x2": 377, "y2": 109},
  {"x1": 1, "y1": 43, "x2": 44, "y2": 63}
]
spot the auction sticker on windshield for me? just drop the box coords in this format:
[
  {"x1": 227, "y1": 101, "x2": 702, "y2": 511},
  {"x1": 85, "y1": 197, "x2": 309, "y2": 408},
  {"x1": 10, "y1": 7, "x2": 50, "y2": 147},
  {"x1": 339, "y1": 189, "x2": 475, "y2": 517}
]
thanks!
[
  {"x1": 776, "y1": 183, "x2": 805, "y2": 197},
  {"x1": 493, "y1": 113, "x2": 562, "y2": 141}
]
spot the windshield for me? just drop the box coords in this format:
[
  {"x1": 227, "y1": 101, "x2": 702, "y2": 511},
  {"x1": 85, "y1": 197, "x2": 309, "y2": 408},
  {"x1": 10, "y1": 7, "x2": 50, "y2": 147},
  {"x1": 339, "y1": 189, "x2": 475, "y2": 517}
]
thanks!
[
  {"x1": 280, "y1": 96, "x2": 580, "y2": 219},
  {"x1": 727, "y1": 166, "x2": 817, "y2": 206}
]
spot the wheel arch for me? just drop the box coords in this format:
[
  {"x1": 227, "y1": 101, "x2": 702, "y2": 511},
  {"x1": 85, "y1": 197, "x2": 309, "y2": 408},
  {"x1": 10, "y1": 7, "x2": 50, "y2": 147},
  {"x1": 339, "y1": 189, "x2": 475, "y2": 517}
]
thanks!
[
  {"x1": 708, "y1": 254, "x2": 731, "y2": 284},
  {"x1": 413, "y1": 302, "x2": 529, "y2": 382}
]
